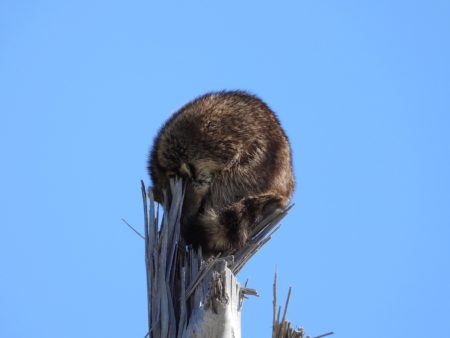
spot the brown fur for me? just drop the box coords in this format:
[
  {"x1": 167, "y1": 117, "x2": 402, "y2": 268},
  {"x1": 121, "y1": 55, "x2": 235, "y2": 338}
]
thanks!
[{"x1": 148, "y1": 91, "x2": 294, "y2": 255}]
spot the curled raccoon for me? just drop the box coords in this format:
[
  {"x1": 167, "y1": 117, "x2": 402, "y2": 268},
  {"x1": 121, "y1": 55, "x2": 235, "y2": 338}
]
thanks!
[{"x1": 148, "y1": 91, "x2": 294, "y2": 255}]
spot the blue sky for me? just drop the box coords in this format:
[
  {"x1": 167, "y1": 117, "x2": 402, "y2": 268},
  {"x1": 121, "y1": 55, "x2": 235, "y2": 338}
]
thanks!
[{"x1": 1, "y1": 1, "x2": 449, "y2": 337}]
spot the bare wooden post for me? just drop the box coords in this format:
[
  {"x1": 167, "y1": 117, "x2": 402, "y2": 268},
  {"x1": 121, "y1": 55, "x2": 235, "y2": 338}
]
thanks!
[
  {"x1": 183, "y1": 260, "x2": 242, "y2": 337},
  {"x1": 141, "y1": 178, "x2": 292, "y2": 338}
]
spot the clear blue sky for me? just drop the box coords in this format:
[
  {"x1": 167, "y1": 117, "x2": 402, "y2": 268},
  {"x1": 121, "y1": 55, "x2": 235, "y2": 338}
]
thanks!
[{"x1": 1, "y1": 1, "x2": 449, "y2": 337}]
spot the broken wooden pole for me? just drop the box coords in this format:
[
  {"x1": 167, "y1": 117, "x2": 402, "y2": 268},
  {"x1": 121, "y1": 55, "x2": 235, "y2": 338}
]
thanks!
[{"x1": 140, "y1": 178, "x2": 292, "y2": 338}]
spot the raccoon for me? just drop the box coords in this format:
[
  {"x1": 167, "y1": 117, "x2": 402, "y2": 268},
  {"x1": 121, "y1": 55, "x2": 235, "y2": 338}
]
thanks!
[{"x1": 148, "y1": 91, "x2": 294, "y2": 255}]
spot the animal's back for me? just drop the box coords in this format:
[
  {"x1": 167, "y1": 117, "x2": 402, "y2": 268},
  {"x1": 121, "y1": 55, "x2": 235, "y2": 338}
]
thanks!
[{"x1": 149, "y1": 91, "x2": 294, "y2": 254}]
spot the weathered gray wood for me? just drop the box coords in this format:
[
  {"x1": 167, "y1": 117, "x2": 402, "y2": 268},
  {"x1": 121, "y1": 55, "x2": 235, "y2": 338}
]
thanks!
[
  {"x1": 182, "y1": 261, "x2": 242, "y2": 338},
  {"x1": 141, "y1": 178, "x2": 292, "y2": 338},
  {"x1": 272, "y1": 272, "x2": 304, "y2": 338},
  {"x1": 271, "y1": 273, "x2": 335, "y2": 338}
]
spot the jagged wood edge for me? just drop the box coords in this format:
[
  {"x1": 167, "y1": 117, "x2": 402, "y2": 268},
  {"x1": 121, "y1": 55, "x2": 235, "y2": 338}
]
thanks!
[{"x1": 141, "y1": 178, "x2": 294, "y2": 337}]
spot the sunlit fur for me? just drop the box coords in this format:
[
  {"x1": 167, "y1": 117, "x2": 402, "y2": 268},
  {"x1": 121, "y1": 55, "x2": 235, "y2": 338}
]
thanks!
[{"x1": 148, "y1": 91, "x2": 294, "y2": 255}]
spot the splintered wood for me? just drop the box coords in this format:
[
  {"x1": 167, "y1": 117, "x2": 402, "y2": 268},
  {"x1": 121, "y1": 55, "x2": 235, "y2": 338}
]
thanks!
[
  {"x1": 141, "y1": 178, "x2": 292, "y2": 338},
  {"x1": 272, "y1": 272, "x2": 304, "y2": 338}
]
